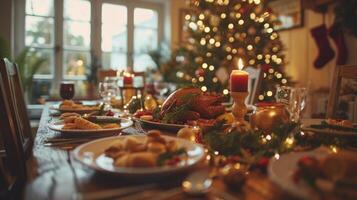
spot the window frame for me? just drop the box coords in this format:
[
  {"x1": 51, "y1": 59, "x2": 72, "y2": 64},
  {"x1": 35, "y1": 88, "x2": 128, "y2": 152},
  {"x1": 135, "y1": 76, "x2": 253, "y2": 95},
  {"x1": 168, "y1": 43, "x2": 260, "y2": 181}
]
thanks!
[{"x1": 16, "y1": 0, "x2": 164, "y2": 95}]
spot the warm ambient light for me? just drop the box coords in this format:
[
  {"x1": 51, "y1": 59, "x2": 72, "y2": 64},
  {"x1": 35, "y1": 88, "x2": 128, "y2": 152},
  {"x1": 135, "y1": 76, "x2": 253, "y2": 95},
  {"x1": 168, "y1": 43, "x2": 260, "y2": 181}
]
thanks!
[{"x1": 238, "y1": 58, "x2": 244, "y2": 70}]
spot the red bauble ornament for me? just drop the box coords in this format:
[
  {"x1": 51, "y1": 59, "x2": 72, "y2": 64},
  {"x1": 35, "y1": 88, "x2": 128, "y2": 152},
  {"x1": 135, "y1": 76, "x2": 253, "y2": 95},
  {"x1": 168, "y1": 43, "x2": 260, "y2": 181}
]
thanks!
[
  {"x1": 195, "y1": 68, "x2": 205, "y2": 77},
  {"x1": 262, "y1": 64, "x2": 270, "y2": 73}
]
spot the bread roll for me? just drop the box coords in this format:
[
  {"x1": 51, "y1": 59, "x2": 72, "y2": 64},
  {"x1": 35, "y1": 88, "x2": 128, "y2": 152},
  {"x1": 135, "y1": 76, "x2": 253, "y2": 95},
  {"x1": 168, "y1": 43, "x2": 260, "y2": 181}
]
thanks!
[
  {"x1": 322, "y1": 151, "x2": 357, "y2": 180},
  {"x1": 127, "y1": 152, "x2": 157, "y2": 167},
  {"x1": 147, "y1": 142, "x2": 166, "y2": 154}
]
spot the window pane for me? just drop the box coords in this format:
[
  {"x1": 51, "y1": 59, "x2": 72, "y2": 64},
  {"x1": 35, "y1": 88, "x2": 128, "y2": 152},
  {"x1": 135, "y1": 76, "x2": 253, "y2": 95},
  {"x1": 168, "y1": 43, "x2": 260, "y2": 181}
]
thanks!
[
  {"x1": 25, "y1": 16, "x2": 54, "y2": 46},
  {"x1": 64, "y1": 0, "x2": 90, "y2": 21},
  {"x1": 102, "y1": 52, "x2": 126, "y2": 70},
  {"x1": 32, "y1": 79, "x2": 52, "y2": 102},
  {"x1": 102, "y1": 25, "x2": 127, "y2": 52},
  {"x1": 134, "y1": 28, "x2": 158, "y2": 53},
  {"x1": 63, "y1": 51, "x2": 90, "y2": 77},
  {"x1": 63, "y1": 21, "x2": 91, "y2": 49},
  {"x1": 134, "y1": 8, "x2": 158, "y2": 29},
  {"x1": 102, "y1": 4, "x2": 127, "y2": 26},
  {"x1": 133, "y1": 54, "x2": 157, "y2": 72},
  {"x1": 28, "y1": 48, "x2": 54, "y2": 75},
  {"x1": 26, "y1": 0, "x2": 54, "y2": 17}
]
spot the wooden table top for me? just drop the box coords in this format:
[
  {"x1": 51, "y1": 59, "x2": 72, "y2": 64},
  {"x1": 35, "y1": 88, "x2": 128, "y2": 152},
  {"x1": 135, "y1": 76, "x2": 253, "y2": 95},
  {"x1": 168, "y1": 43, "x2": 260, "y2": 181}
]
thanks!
[{"x1": 25, "y1": 103, "x2": 293, "y2": 200}]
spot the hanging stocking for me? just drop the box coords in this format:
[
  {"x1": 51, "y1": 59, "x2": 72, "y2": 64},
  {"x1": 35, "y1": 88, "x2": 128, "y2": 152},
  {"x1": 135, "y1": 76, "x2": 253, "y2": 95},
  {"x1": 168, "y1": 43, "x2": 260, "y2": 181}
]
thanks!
[
  {"x1": 311, "y1": 24, "x2": 335, "y2": 69},
  {"x1": 329, "y1": 23, "x2": 348, "y2": 65}
]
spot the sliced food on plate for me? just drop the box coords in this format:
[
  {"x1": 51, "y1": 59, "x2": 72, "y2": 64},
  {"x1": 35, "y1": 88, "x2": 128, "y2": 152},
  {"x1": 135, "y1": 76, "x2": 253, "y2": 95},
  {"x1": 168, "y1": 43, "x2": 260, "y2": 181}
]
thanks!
[{"x1": 60, "y1": 115, "x2": 120, "y2": 130}]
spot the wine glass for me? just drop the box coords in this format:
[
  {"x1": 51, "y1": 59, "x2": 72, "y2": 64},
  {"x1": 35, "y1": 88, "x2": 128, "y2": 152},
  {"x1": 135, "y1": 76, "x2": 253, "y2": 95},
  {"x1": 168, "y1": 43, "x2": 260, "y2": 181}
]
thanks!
[
  {"x1": 98, "y1": 80, "x2": 119, "y2": 110},
  {"x1": 60, "y1": 82, "x2": 75, "y2": 100},
  {"x1": 275, "y1": 86, "x2": 307, "y2": 122},
  {"x1": 154, "y1": 82, "x2": 168, "y2": 104}
]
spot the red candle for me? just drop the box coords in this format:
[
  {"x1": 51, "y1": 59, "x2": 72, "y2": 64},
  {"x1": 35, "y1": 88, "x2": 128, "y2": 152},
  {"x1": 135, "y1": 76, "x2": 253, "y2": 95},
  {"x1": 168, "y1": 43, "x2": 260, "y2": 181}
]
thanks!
[
  {"x1": 230, "y1": 59, "x2": 248, "y2": 92},
  {"x1": 123, "y1": 75, "x2": 133, "y2": 85}
]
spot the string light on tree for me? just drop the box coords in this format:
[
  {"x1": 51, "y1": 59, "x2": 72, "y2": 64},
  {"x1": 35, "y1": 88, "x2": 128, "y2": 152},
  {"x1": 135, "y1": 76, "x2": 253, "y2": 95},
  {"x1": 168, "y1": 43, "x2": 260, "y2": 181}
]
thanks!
[{"x1": 168, "y1": 0, "x2": 290, "y2": 101}]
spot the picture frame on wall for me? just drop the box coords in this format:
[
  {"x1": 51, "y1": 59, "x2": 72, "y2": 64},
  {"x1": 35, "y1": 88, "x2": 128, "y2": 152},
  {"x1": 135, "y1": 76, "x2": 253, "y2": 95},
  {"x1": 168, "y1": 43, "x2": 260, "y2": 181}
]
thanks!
[
  {"x1": 179, "y1": 9, "x2": 191, "y2": 43},
  {"x1": 268, "y1": 0, "x2": 304, "y2": 31}
]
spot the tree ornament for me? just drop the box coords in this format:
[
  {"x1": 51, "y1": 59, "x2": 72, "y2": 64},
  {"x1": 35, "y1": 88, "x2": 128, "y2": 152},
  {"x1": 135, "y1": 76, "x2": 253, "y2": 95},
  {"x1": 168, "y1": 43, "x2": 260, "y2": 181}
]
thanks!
[
  {"x1": 248, "y1": 27, "x2": 257, "y2": 35},
  {"x1": 195, "y1": 68, "x2": 205, "y2": 77},
  {"x1": 209, "y1": 15, "x2": 220, "y2": 26},
  {"x1": 144, "y1": 94, "x2": 158, "y2": 111}
]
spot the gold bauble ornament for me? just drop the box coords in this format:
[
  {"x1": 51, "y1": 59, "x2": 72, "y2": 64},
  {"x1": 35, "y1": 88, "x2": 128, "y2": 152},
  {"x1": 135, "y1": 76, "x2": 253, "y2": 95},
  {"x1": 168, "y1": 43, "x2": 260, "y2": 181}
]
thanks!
[
  {"x1": 144, "y1": 94, "x2": 158, "y2": 111},
  {"x1": 177, "y1": 126, "x2": 201, "y2": 142},
  {"x1": 250, "y1": 103, "x2": 289, "y2": 133}
]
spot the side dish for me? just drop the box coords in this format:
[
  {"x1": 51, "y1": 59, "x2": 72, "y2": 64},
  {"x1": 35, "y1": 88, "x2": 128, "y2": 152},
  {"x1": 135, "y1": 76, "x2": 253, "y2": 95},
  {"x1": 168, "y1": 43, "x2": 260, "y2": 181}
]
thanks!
[{"x1": 104, "y1": 130, "x2": 187, "y2": 167}]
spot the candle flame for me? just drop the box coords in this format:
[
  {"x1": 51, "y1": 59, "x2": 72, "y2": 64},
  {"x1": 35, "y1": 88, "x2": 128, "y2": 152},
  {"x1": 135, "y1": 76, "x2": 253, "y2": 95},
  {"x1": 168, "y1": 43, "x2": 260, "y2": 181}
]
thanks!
[{"x1": 238, "y1": 58, "x2": 244, "y2": 70}]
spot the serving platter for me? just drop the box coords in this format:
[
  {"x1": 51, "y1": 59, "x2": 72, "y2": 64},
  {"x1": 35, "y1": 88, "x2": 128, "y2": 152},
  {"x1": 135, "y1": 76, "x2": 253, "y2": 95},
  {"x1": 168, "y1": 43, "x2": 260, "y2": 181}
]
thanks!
[
  {"x1": 136, "y1": 118, "x2": 186, "y2": 132},
  {"x1": 48, "y1": 118, "x2": 133, "y2": 136},
  {"x1": 72, "y1": 135, "x2": 205, "y2": 177},
  {"x1": 50, "y1": 103, "x2": 100, "y2": 114}
]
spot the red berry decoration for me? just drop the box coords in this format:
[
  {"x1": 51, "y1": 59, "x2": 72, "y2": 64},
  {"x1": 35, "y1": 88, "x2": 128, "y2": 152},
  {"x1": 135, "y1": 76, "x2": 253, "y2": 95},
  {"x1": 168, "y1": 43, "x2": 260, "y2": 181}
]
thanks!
[{"x1": 195, "y1": 68, "x2": 205, "y2": 77}]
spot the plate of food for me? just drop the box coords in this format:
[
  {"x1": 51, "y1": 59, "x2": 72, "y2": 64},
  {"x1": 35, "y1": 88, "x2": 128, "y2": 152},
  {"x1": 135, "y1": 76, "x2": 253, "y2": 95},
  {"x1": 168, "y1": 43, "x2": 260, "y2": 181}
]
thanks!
[
  {"x1": 48, "y1": 114, "x2": 133, "y2": 135},
  {"x1": 72, "y1": 130, "x2": 205, "y2": 177},
  {"x1": 50, "y1": 100, "x2": 101, "y2": 114},
  {"x1": 302, "y1": 119, "x2": 357, "y2": 137},
  {"x1": 133, "y1": 88, "x2": 234, "y2": 131},
  {"x1": 268, "y1": 149, "x2": 357, "y2": 199}
]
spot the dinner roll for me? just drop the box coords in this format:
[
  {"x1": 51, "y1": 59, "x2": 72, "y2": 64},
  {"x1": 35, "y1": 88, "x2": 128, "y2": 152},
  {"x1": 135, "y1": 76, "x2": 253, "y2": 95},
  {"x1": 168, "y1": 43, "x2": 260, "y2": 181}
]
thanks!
[
  {"x1": 127, "y1": 152, "x2": 157, "y2": 167},
  {"x1": 147, "y1": 142, "x2": 167, "y2": 154}
]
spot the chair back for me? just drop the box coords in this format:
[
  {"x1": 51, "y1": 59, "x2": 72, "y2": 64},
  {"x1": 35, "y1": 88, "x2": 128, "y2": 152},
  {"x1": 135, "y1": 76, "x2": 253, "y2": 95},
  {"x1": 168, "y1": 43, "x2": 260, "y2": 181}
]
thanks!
[
  {"x1": 327, "y1": 65, "x2": 357, "y2": 118},
  {"x1": 97, "y1": 69, "x2": 117, "y2": 82},
  {"x1": 0, "y1": 73, "x2": 27, "y2": 198},
  {"x1": 244, "y1": 66, "x2": 263, "y2": 105},
  {"x1": 0, "y1": 58, "x2": 33, "y2": 157}
]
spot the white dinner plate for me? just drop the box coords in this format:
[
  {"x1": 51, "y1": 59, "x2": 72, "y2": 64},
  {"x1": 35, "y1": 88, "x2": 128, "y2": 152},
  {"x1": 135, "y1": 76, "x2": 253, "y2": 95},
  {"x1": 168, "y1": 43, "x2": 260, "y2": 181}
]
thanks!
[
  {"x1": 301, "y1": 119, "x2": 357, "y2": 137},
  {"x1": 48, "y1": 118, "x2": 133, "y2": 136},
  {"x1": 50, "y1": 103, "x2": 100, "y2": 114},
  {"x1": 268, "y1": 149, "x2": 329, "y2": 199},
  {"x1": 72, "y1": 135, "x2": 205, "y2": 177}
]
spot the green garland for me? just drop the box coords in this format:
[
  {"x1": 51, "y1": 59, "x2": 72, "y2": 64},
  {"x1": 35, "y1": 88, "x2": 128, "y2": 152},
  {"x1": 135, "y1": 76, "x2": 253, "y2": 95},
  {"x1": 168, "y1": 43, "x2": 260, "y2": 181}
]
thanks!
[{"x1": 203, "y1": 121, "x2": 352, "y2": 164}]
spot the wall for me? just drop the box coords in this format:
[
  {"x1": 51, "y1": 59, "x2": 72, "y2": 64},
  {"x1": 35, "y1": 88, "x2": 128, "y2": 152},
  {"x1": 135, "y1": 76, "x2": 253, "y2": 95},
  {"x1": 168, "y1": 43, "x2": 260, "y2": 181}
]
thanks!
[{"x1": 279, "y1": 7, "x2": 357, "y2": 91}]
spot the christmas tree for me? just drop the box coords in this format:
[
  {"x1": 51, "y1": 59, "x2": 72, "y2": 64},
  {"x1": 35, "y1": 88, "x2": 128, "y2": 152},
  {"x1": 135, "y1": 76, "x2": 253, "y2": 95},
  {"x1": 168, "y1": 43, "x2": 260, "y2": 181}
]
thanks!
[{"x1": 168, "y1": 0, "x2": 290, "y2": 102}]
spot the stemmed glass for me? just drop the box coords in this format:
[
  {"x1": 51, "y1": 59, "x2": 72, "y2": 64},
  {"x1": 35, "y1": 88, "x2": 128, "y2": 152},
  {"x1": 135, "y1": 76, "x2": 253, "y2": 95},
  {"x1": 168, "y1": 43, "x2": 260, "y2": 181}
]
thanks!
[
  {"x1": 275, "y1": 86, "x2": 307, "y2": 122},
  {"x1": 98, "y1": 78, "x2": 119, "y2": 110},
  {"x1": 154, "y1": 82, "x2": 168, "y2": 104}
]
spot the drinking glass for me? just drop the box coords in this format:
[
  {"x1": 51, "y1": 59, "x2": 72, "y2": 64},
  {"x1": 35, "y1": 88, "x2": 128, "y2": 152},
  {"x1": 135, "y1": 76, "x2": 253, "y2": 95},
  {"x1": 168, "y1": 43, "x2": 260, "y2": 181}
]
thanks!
[
  {"x1": 154, "y1": 82, "x2": 168, "y2": 104},
  {"x1": 275, "y1": 86, "x2": 307, "y2": 122},
  {"x1": 98, "y1": 80, "x2": 119, "y2": 109},
  {"x1": 60, "y1": 81, "x2": 75, "y2": 100}
]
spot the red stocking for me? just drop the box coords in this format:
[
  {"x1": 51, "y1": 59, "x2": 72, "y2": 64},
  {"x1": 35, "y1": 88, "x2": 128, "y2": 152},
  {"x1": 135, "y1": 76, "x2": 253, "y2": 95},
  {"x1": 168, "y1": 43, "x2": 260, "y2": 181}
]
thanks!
[
  {"x1": 329, "y1": 23, "x2": 348, "y2": 65},
  {"x1": 311, "y1": 24, "x2": 335, "y2": 69}
]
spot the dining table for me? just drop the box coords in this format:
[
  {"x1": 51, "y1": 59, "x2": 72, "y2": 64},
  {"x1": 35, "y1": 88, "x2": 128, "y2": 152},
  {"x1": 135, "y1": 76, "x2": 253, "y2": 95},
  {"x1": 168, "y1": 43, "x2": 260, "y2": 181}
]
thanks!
[{"x1": 25, "y1": 102, "x2": 296, "y2": 200}]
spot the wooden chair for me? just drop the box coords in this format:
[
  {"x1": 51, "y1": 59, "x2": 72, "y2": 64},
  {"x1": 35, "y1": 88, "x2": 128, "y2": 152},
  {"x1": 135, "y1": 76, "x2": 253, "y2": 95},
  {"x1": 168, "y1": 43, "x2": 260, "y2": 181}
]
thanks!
[
  {"x1": 97, "y1": 69, "x2": 117, "y2": 82},
  {"x1": 327, "y1": 65, "x2": 357, "y2": 118},
  {"x1": 0, "y1": 73, "x2": 27, "y2": 199},
  {"x1": 244, "y1": 66, "x2": 264, "y2": 105},
  {"x1": 0, "y1": 58, "x2": 33, "y2": 158}
]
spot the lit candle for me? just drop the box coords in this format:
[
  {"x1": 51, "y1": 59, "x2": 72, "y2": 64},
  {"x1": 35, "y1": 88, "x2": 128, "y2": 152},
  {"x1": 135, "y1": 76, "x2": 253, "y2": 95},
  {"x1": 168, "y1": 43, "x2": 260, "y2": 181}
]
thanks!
[
  {"x1": 230, "y1": 58, "x2": 248, "y2": 92},
  {"x1": 123, "y1": 72, "x2": 133, "y2": 85}
]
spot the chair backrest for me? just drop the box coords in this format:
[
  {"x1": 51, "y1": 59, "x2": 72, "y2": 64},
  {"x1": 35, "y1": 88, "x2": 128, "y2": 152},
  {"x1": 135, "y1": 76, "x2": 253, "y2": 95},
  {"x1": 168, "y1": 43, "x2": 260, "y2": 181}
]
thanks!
[
  {"x1": 327, "y1": 65, "x2": 357, "y2": 118},
  {"x1": 97, "y1": 69, "x2": 117, "y2": 82},
  {"x1": 0, "y1": 73, "x2": 27, "y2": 198},
  {"x1": 244, "y1": 66, "x2": 263, "y2": 105},
  {"x1": 0, "y1": 58, "x2": 33, "y2": 157}
]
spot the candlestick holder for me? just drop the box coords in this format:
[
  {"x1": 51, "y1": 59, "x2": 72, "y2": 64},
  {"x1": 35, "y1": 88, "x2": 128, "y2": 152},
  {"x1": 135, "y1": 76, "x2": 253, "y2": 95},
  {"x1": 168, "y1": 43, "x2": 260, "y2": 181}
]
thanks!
[{"x1": 231, "y1": 92, "x2": 249, "y2": 123}]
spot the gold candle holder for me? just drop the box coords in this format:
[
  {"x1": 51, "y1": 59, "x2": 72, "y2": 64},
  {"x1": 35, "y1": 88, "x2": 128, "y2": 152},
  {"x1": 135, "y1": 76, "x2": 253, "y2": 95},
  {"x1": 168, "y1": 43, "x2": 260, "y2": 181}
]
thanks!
[{"x1": 231, "y1": 92, "x2": 249, "y2": 123}]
